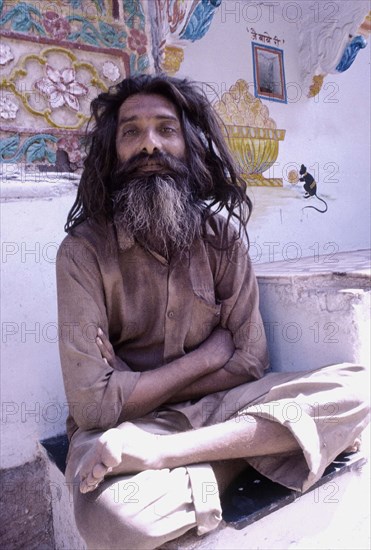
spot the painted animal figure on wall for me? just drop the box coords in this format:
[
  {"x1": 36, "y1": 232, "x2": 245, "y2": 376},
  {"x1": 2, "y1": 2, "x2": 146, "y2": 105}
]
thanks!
[{"x1": 299, "y1": 164, "x2": 328, "y2": 213}]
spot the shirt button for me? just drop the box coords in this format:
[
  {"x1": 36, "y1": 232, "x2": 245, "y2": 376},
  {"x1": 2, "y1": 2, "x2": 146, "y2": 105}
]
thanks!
[{"x1": 167, "y1": 311, "x2": 175, "y2": 318}]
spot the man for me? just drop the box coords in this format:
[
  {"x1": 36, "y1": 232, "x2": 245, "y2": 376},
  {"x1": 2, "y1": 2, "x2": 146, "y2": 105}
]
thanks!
[{"x1": 57, "y1": 74, "x2": 369, "y2": 550}]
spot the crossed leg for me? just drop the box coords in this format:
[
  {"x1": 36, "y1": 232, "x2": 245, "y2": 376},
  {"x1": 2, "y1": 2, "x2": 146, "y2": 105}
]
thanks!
[
  {"x1": 78, "y1": 363, "x2": 369, "y2": 496},
  {"x1": 79, "y1": 415, "x2": 300, "y2": 493}
]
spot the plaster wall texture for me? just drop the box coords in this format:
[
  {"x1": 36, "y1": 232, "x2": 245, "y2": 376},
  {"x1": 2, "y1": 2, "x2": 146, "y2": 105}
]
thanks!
[
  {"x1": 1, "y1": 189, "x2": 76, "y2": 469},
  {"x1": 258, "y1": 277, "x2": 370, "y2": 372},
  {"x1": 179, "y1": 0, "x2": 371, "y2": 264}
]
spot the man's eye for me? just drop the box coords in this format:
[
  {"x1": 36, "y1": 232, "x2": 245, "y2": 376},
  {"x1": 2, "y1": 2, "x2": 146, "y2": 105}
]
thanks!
[
  {"x1": 161, "y1": 127, "x2": 176, "y2": 134},
  {"x1": 122, "y1": 128, "x2": 138, "y2": 137}
]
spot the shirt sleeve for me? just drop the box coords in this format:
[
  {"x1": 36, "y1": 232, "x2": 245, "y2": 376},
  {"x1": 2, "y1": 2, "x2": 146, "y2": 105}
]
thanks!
[
  {"x1": 214, "y1": 235, "x2": 269, "y2": 380},
  {"x1": 56, "y1": 234, "x2": 141, "y2": 433}
]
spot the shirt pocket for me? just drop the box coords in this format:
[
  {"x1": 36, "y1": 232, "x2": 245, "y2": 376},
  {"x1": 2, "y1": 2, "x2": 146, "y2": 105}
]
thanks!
[{"x1": 184, "y1": 293, "x2": 221, "y2": 350}]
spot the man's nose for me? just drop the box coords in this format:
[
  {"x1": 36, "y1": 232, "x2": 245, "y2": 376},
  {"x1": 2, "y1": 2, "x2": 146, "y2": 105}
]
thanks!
[{"x1": 140, "y1": 129, "x2": 161, "y2": 155}]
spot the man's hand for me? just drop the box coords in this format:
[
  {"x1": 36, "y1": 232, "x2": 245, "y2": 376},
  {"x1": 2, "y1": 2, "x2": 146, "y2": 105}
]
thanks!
[
  {"x1": 195, "y1": 327, "x2": 235, "y2": 373},
  {"x1": 96, "y1": 328, "x2": 121, "y2": 369}
]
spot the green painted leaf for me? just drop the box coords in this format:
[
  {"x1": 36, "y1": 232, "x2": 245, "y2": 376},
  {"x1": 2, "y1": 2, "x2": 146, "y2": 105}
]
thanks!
[
  {"x1": 0, "y1": 135, "x2": 20, "y2": 160},
  {"x1": 137, "y1": 54, "x2": 149, "y2": 73},
  {"x1": 46, "y1": 148, "x2": 56, "y2": 163},
  {"x1": 26, "y1": 139, "x2": 48, "y2": 162},
  {"x1": 81, "y1": 28, "x2": 99, "y2": 45},
  {"x1": 99, "y1": 20, "x2": 116, "y2": 38},
  {"x1": 67, "y1": 31, "x2": 81, "y2": 42}
]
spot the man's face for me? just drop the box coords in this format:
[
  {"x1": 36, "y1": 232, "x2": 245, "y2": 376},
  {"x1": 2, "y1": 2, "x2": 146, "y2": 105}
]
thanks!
[{"x1": 115, "y1": 93, "x2": 186, "y2": 171}]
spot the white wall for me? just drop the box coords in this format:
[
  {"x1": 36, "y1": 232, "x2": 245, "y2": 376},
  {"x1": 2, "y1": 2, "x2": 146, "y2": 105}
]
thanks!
[
  {"x1": 1, "y1": 184, "x2": 75, "y2": 468},
  {"x1": 179, "y1": 1, "x2": 371, "y2": 264}
]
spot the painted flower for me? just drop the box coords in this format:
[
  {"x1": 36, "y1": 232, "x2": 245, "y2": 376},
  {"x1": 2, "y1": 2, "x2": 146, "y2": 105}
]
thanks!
[
  {"x1": 0, "y1": 44, "x2": 14, "y2": 65},
  {"x1": 43, "y1": 11, "x2": 71, "y2": 41},
  {"x1": 57, "y1": 136, "x2": 83, "y2": 166},
  {"x1": 128, "y1": 29, "x2": 148, "y2": 55},
  {"x1": 35, "y1": 65, "x2": 88, "y2": 111},
  {"x1": 102, "y1": 61, "x2": 121, "y2": 82},
  {"x1": 0, "y1": 96, "x2": 19, "y2": 120}
]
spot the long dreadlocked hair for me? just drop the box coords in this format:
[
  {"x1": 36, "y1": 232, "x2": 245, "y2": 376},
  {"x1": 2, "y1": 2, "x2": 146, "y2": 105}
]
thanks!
[{"x1": 65, "y1": 73, "x2": 252, "y2": 248}]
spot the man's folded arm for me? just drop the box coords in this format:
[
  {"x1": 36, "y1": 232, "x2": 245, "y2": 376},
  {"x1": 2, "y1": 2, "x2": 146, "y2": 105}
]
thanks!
[
  {"x1": 165, "y1": 233, "x2": 270, "y2": 404},
  {"x1": 57, "y1": 236, "x2": 233, "y2": 430}
]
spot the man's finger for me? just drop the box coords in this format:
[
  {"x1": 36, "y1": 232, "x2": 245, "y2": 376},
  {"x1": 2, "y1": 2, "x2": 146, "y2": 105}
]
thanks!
[{"x1": 97, "y1": 328, "x2": 114, "y2": 352}]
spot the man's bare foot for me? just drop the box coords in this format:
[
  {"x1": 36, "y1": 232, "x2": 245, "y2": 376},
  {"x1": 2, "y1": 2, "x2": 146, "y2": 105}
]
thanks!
[
  {"x1": 79, "y1": 428, "x2": 123, "y2": 493},
  {"x1": 78, "y1": 423, "x2": 162, "y2": 494},
  {"x1": 344, "y1": 436, "x2": 362, "y2": 454}
]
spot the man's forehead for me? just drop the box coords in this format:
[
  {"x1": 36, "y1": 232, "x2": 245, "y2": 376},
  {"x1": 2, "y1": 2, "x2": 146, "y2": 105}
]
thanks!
[{"x1": 118, "y1": 93, "x2": 180, "y2": 122}]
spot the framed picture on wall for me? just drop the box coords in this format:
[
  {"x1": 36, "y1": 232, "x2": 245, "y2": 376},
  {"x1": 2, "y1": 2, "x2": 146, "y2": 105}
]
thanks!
[{"x1": 252, "y1": 42, "x2": 287, "y2": 103}]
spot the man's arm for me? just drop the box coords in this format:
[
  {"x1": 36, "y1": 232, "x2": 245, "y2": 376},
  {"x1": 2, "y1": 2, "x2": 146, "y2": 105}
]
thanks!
[
  {"x1": 169, "y1": 230, "x2": 269, "y2": 399},
  {"x1": 98, "y1": 328, "x2": 250, "y2": 403},
  {"x1": 96, "y1": 326, "x2": 235, "y2": 420},
  {"x1": 97, "y1": 228, "x2": 268, "y2": 405},
  {"x1": 57, "y1": 234, "x2": 235, "y2": 431},
  {"x1": 166, "y1": 368, "x2": 253, "y2": 402}
]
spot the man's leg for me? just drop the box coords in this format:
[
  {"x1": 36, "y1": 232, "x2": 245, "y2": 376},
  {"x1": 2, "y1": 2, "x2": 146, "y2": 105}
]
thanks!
[
  {"x1": 80, "y1": 363, "x2": 369, "y2": 494},
  {"x1": 70, "y1": 464, "x2": 222, "y2": 550},
  {"x1": 79, "y1": 415, "x2": 298, "y2": 493},
  {"x1": 67, "y1": 411, "x2": 225, "y2": 549}
]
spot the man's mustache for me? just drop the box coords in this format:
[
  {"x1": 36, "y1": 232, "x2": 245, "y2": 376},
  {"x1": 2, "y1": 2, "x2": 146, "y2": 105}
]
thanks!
[{"x1": 113, "y1": 151, "x2": 188, "y2": 181}]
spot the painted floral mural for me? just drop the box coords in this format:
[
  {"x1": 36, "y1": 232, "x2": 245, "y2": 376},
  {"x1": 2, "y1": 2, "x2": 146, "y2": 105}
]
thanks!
[
  {"x1": 42, "y1": 11, "x2": 71, "y2": 41},
  {"x1": 0, "y1": 43, "x2": 14, "y2": 65},
  {"x1": 35, "y1": 66, "x2": 89, "y2": 112},
  {"x1": 0, "y1": 0, "x2": 221, "y2": 168},
  {"x1": 0, "y1": 96, "x2": 19, "y2": 120},
  {"x1": 0, "y1": 0, "x2": 150, "y2": 168}
]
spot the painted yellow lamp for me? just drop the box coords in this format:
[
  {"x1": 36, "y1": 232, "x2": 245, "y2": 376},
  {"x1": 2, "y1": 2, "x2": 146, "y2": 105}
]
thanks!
[{"x1": 213, "y1": 80, "x2": 285, "y2": 186}]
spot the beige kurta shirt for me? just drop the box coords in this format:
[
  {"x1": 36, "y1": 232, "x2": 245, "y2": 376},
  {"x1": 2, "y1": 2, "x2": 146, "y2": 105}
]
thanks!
[{"x1": 56, "y1": 214, "x2": 269, "y2": 439}]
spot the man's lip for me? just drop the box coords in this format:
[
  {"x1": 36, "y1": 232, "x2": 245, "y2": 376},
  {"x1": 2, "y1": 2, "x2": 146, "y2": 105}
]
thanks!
[{"x1": 137, "y1": 162, "x2": 165, "y2": 172}]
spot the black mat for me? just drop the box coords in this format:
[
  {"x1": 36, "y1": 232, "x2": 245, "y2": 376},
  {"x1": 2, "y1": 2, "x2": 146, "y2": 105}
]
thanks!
[{"x1": 221, "y1": 452, "x2": 366, "y2": 529}]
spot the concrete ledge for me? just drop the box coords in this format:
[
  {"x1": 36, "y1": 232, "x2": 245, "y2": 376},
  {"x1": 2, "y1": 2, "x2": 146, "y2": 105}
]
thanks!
[
  {"x1": 0, "y1": 447, "x2": 85, "y2": 550},
  {"x1": 0, "y1": 454, "x2": 55, "y2": 549},
  {"x1": 1, "y1": 165, "x2": 79, "y2": 200},
  {"x1": 255, "y1": 250, "x2": 370, "y2": 372}
]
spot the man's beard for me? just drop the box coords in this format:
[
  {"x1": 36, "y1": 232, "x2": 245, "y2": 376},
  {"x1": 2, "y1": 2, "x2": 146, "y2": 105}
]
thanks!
[{"x1": 111, "y1": 152, "x2": 204, "y2": 258}]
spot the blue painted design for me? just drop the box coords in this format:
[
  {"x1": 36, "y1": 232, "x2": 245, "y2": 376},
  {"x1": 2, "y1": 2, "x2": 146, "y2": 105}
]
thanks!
[
  {"x1": 70, "y1": 0, "x2": 106, "y2": 14},
  {"x1": 137, "y1": 53, "x2": 150, "y2": 73},
  {"x1": 123, "y1": 0, "x2": 146, "y2": 31},
  {"x1": 0, "y1": 1, "x2": 45, "y2": 35},
  {"x1": 336, "y1": 35, "x2": 367, "y2": 72},
  {"x1": 0, "y1": 1, "x2": 126, "y2": 48},
  {"x1": 0, "y1": 134, "x2": 57, "y2": 163},
  {"x1": 179, "y1": 0, "x2": 221, "y2": 42},
  {"x1": 67, "y1": 15, "x2": 127, "y2": 47},
  {"x1": 129, "y1": 53, "x2": 137, "y2": 74}
]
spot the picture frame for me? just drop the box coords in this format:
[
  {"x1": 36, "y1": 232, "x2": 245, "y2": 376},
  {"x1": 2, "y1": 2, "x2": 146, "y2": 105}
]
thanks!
[{"x1": 252, "y1": 42, "x2": 287, "y2": 103}]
